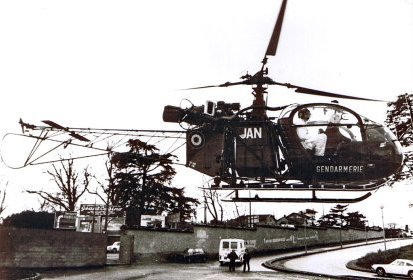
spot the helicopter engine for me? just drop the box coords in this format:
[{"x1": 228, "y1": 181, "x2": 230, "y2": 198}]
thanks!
[{"x1": 163, "y1": 101, "x2": 241, "y2": 126}]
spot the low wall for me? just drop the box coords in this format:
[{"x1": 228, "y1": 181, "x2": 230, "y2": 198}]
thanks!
[
  {"x1": 0, "y1": 226, "x2": 107, "y2": 268},
  {"x1": 122, "y1": 224, "x2": 382, "y2": 261}
]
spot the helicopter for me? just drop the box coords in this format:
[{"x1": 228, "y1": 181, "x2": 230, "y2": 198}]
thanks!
[
  {"x1": 2, "y1": 0, "x2": 404, "y2": 204},
  {"x1": 161, "y1": 0, "x2": 403, "y2": 202}
]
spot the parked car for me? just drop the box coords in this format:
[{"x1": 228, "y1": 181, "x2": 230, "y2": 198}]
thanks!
[
  {"x1": 107, "y1": 241, "x2": 120, "y2": 253},
  {"x1": 402, "y1": 231, "x2": 412, "y2": 238},
  {"x1": 371, "y1": 259, "x2": 413, "y2": 278},
  {"x1": 169, "y1": 248, "x2": 208, "y2": 263}
]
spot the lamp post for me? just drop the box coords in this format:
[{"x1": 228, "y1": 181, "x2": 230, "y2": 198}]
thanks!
[
  {"x1": 91, "y1": 196, "x2": 96, "y2": 233},
  {"x1": 380, "y1": 206, "x2": 387, "y2": 251},
  {"x1": 304, "y1": 216, "x2": 308, "y2": 254},
  {"x1": 249, "y1": 191, "x2": 252, "y2": 228},
  {"x1": 339, "y1": 221, "x2": 343, "y2": 249}
]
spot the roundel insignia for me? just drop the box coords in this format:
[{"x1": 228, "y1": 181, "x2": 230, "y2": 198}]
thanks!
[{"x1": 189, "y1": 132, "x2": 205, "y2": 148}]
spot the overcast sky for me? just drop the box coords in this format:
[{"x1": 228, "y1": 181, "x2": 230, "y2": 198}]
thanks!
[{"x1": 0, "y1": 0, "x2": 412, "y2": 227}]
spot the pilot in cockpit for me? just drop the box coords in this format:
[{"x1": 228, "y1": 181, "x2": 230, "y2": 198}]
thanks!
[
  {"x1": 324, "y1": 111, "x2": 355, "y2": 156},
  {"x1": 296, "y1": 108, "x2": 327, "y2": 156}
]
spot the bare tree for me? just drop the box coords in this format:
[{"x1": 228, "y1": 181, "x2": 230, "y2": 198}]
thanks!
[
  {"x1": 203, "y1": 186, "x2": 224, "y2": 224},
  {"x1": 88, "y1": 157, "x2": 119, "y2": 205},
  {"x1": 36, "y1": 197, "x2": 55, "y2": 212},
  {"x1": 87, "y1": 156, "x2": 120, "y2": 231},
  {"x1": 27, "y1": 159, "x2": 91, "y2": 211}
]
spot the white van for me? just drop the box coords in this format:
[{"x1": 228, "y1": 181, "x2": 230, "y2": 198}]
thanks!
[{"x1": 218, "y1": 238, "x2": 246, "y2": 265}]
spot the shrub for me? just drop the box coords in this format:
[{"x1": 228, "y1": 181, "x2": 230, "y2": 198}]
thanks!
[
  {"x1": 356, "y1": 244, "x2": 413, "y2": 269},
  {"x1": 2, "y1": 210, "x2": 54, "y2": 229}
]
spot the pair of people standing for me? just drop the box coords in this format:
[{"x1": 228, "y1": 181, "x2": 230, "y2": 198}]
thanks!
[{"x1": 227, "y1": 249, "x2": 251, "y2": 273}]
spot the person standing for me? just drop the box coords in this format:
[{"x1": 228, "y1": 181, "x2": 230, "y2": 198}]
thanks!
[
  {"x1": 227, "y1": 250, "x2": 238, "y2": 272},
  {"x1": 243, "y1": 249, "x2": 251, "y2": 272}
]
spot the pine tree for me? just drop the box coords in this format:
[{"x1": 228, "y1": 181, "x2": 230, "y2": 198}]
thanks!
[
  {"x1": 330, "y1": 204, "x2": 348, "y2": 227},
  {"x1": 385, "y1": 93, "x2": 413, "y2": 182},
  {"x1": 345, "y1": 211, "x2": 366, "y2": 228},
  {"x1": 111, "y1": 139, "x2": 198, "y2": 227}
]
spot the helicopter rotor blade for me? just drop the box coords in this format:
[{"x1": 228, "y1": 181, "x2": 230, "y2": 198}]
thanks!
[
  {"x1": 183, "y1": 0, "x2": 289, "y2": 91},
  {"x1": 265, "y1": 81, "x2": 386, "y2": 102},
  {"x1": 42, "y1": 120, "x2": 67, "y2": 130},
  {"x1": 181, "y1": 0, "x2": 383, "y2": 103},
  {"x1": 265, "y1": 0, "x2": 288, "y2": 57},
  {"x1": 183, "y1": 80, "x2": 385, "y2": 102},
  {"x1": 42, "y1": 120, "x2": 90, "y2": 142},
  {"x1": 293, "y1": 86, "x2": 386, "y2": 102},
  {"x1": 183, "y1": 81, "x2": 249, "y2": 90}
]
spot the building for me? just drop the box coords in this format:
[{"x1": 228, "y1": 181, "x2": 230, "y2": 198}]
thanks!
[
  {"x1": 140, "y1": 215, "x2": 165, "y2": 228},
  {"x1": 226, "y1": 214, "x2": 277, "y2": 227},
  {"x1": 276, "y1": 210, "x2": 316, "y2": 227}
]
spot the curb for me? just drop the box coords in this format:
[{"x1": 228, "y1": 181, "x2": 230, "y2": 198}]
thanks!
[
  {"x1": 262, "y1": 240, "x2": 386, "y2": 280},
  {"x1": 345, "y1": 259, "x2": 371, "y2": 273},
  {"x1": 22, "y1": 273, "x2": 41, "y2": 280}
]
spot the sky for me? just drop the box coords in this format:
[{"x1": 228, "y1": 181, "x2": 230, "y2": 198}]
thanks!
[{"x1": 0, "y1": 0, "x2": 412, "y2": 228}]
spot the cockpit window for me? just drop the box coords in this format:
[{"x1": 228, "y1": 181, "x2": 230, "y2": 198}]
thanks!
[
  {"x1": 292, "y1": 105, "x2": 363, "y2": 156},
  {"x1": 280, "y1": 104, "x2": 299, "y2": 119},
  {"x1": 292, "y1": 105, "x2": 359, "y2": 126},
  {"x1": 360, "y1": 115, "x2": 381, "y2": 127}
]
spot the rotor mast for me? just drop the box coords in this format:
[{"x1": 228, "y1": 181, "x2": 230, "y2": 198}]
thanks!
[
  {"x1": 250, "y1": 83, "x2": 267, "y2": 119},
  {"x1": 250, "y1": 60, "x2": 269, "y2": 119},
  {"x1": 250, "y1": 0, "x2": 287, "y2": 119}
]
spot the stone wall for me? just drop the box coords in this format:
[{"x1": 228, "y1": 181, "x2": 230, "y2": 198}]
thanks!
[
  {"x1": 122, "y1": 224, "x2": 383, "y2": 261},
  {"x1": 0, "y1": 226, "x2": 107, "y2": 268}
]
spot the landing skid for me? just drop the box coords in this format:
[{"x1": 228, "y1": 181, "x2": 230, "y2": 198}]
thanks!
[
  {"x1": 211, "y1": 179, "x2": 386, "y2": 192},
  {"x1": 222, "y1": 192, "x2": 371, "y2": 203}
]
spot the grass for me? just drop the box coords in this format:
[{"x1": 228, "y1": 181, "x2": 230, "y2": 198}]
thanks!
[{"x1": 355, "y1": 243, "x2": 413, "y2": 269}]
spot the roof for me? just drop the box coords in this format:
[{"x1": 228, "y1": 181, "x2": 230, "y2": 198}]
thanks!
[{"x1": 396, "y1": 259, "x2": 413, "y2": 263}]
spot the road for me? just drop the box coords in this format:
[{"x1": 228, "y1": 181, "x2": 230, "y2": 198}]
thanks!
[
  {"x1": 283, "y1": 238, "x2": 413, "y2": 279},
  {"x1": 40, "y1": 239, "x2": 413, "y2": 280},
  {"x1": 41, "y1": 254, "x2": 323, "y2": 280}
]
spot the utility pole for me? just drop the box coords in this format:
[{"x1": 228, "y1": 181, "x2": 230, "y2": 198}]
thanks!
[
  {"x1": 91, "y1": 197, "x2": 96, "y2": 233},
  {"x1": 204, "y1": 195, "x2": 207, "y2": 224},
  {"x1": 304, "y1": 216, "x2": 308, "y2": 254},
  {"x1": 249, "y1": 191, "x2": 252, "y2": 228},
  {"x1": 104, "y1": 191, "x2": 110, "y2": 233},
  {"x1": 380, "y1": 205, "x2": 387, "y2": 250}
]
